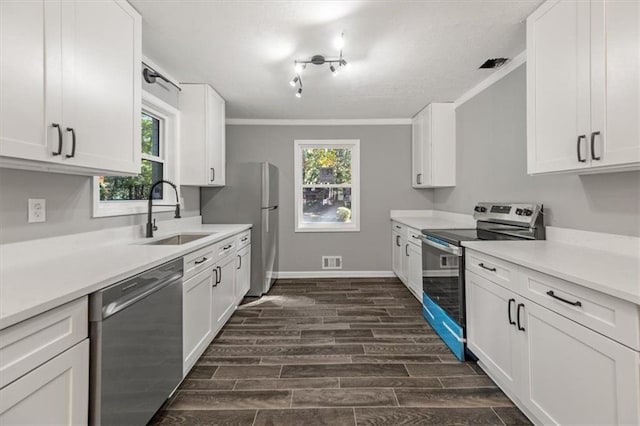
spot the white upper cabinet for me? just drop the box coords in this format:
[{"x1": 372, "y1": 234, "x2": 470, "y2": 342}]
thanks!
[
  {"x1": 0, "y1": 0, "x2": 141, "y2": 176},
  {"x1": 180, "y1": 84, "x2": 226, "y2": 186},
  {"x1": 411, "y1": 103, "x2": 456, "y2": 188},
  {"x1": 527, "y1": 0, "x2": 640, "y2": 174}
]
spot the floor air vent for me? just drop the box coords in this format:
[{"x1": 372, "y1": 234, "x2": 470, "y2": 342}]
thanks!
[{"x1": 322, "y1": 256, "x2": 342, "y2": 270}]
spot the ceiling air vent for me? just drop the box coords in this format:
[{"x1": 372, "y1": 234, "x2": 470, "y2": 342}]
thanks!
[{"x1": 479, "y1": 58, "x2": 510, "y2": 69}]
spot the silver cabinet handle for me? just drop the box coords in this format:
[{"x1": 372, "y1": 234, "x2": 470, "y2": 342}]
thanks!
[
  {"x1": 417, "y1": 173, "x2": 422, "y2": 184},
  {"x1": 405, "y1": 244, "x2": 409, "y2": 257},
  {"x1": 211, "y1": 167, "x2": 215, "y2": 182},
  {"x1": 237, "y1": 254, "x2": 242, "y2": 270},
  {"x1": 396, "y1": 235, "x2": 401, "y2": 247}
]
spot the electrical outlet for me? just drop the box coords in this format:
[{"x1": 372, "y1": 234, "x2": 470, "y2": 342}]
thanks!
[{"x1": 28, "y1": 198, "x2": 46, "y2": 223}]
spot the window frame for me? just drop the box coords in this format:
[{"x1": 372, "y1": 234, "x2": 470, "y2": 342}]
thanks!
[
  {"x1": 294, "y1": 139, "x2": 360, "y2": 233},
  {"x1": 92, "y1": 91, "x2": 180, "y2": 218}
]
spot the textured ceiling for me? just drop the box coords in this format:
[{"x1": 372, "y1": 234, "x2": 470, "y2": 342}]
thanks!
[{"x1": 130, "y1": 0, "x2": 543, "y2": 119}]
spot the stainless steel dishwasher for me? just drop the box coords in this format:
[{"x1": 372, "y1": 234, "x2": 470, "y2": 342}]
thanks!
[{"x1": 89, "y1": 258, "x2": 183, "y2": 426}]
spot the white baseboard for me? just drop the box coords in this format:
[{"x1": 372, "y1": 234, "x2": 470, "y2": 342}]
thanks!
[{"x1": 273, "y1": 270, "x2": 396, "y2": 279}]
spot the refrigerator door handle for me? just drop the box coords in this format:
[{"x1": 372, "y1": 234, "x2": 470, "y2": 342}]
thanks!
[{"x1": 261, "y1": 206, "x2": 278, "y2": 211}]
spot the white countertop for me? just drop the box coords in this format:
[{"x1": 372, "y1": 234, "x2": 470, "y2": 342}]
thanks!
[
  {"x1": 0, "y1": 219, "x2": 251, "y2": 330},
  {"x1": 463, "y1": 240, "x2": 640, "y2": 305},
  {"x1": 390, "y1": 210, "x2": 476, "y2": 230}
]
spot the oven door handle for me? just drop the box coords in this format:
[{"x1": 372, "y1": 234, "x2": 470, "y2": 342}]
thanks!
[{"x1": 419, "y1": 236, "x2": 462, "y2": 256}]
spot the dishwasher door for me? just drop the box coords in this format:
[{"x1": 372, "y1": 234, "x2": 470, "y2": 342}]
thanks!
[{"x1": 90, "y1": 259, "x2": 183, "y2": 426}]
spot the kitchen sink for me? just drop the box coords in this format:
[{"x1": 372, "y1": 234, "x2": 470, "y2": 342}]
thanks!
[{"x1": 145, "y1": 233, "x2": 215, "y2": 245}]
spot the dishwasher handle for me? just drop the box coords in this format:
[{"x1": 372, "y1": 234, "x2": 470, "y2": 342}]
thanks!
[{"x1": 100, "y1": 271, "x2": 182, "y2": 320}]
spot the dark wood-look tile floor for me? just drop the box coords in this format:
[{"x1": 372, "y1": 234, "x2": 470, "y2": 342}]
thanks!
[{"x1": 149, "y1": 278, "x2": 532, "y2": 426}]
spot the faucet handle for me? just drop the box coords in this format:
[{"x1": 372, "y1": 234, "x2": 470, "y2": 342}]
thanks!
[{"x1": 153, "y1": 218, "x2": 158, "y2": 231}]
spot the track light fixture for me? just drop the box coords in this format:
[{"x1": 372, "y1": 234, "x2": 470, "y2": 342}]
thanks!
[{"x1": 288, "y1": 32, "x2": 348, "y2": 96}]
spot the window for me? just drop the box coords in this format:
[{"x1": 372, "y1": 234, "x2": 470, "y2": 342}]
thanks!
[
  {"x1": 93, "y1": 92, "x2": 179, "y2": 217},
  {"x1": 294, "y1": 139, "x2": 360, "y2": 232}
]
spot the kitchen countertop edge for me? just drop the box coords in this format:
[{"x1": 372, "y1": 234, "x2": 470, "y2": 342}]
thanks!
[
  {"x1": 0, "y1": 223, "x2": 252, "y2": 330},
  {"x1": 463, "y1": 240, "x2": 640, "y2": 305}
]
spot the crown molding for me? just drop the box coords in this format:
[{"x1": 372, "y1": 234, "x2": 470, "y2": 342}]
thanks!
[
  {"x1": 454, "y1": 50, "x2": 526, "y2": 109},
  {"x1": 225, "y1": 118, "x2": 412, "y2": 126}
]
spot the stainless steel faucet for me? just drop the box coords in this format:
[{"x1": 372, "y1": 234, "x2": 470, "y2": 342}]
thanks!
[{"x1": 146, "y1": 180, "x2": 181, "y2": 238}]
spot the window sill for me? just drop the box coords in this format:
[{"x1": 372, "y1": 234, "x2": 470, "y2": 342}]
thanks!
[{"x1": 295, "y1": 224, "x2": 360, "y2": 233}]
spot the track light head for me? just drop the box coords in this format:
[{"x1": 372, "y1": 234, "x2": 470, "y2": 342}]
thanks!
[
  {"x1": 290, "y1": 76, "x2": 299, "y2": 87},
  {"x1": 296, "y1": 87, "x2": 302, "y2": 98},
  {"x1": 294, "y1": 62, "x2": 306, "y2": 73},
  {"x1": 329, "y1": 64, "x2": 338, "y2": 76},
  {"x1": 340, "y1": 59, "x2": 348, "y2": 68},
  {"x1": 334, "y1": 33, "x2": 345, "y2": 50}
]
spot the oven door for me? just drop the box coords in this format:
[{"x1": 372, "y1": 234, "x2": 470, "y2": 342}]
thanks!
[{"x1": 420, "y1": 235, "x2": 465, "y2": 325}]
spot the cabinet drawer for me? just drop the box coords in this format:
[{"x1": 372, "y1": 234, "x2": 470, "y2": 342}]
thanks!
[
  {"x1": 236, "y1": 230, "x2": 251, "y2": 249},
  {"x1": 0, "y1": 297, "x2": 88, "y2": 389},
  {"x1": 391, "y1": 221, "x2": 405, "y2": 233},
  {"x1": 406, "y1": 227, "x2": 422, "y2": 247},
  {"x1": 184, "y1": 245, "x2": 216, "y2": 280},
  {"x1": 466, "y1": 250, "x2": 517, "y2": 290},
  {"x1": 519, "y1": 267, "x2": 640, "y2": 350},
  {"x1": 215, "y1": 237, "x2": 236, "y2": 260}
]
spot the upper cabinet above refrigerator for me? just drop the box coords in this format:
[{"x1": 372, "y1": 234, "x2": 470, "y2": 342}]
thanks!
[
  {"x1": 526, "y1": 0, "x2": 640, "y2": 175},
  {"x1": 0, "y1": 0, "x2": 142, "y2": 176},
  {"x1": 180, "y1": 83, "x2": 226, "y2": 187}
]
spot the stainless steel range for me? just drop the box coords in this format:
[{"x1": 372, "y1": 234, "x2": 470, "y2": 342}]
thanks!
[{"x1": 419, "y1": 202, "x2": 545, "y2": 360}]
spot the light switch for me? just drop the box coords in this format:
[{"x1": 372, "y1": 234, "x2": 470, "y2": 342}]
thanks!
[{"x1": 28, "y1": 198, "x2": 46, "y2": 223}]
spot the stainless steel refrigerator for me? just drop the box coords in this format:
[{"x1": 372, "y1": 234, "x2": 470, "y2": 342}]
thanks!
[{"x1": 201, "y1": 162, "x2": 278, "y2": 296}]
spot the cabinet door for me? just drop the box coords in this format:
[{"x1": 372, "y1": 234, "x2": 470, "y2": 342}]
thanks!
[
  {"x1": 206, "y1": 87, "x2": 226, "y2": 186},
  {"x1": 407, "y1": 243, "x2": 422, "y2": 303},
  {"x1": 411, "y1": 112, "x2": 423, "y2": 187},
  {"x1": 521, "y1": 301, "x2": 640, "y2": 425},
  {"x1": 0, "y1": 339, "x2": 88, "y2": 425},
  {"x1": 419, "y1": 105, "x2": 433, "y2": 186},
  {"x1": 527, "y1": 0, "x2": 592, "y2": 173},
  {"x1": 590, "y1": 0, "x2": 640, "y2": 168},
  {"x1": 0, "y1": 0, "x2": 62, "y2": 164},
  {"x1": 465, "y1": 271, "x2": 520, "y2": 393},
  {"x1": 60, "y1": 0, "x2": 141, "y2": 175},
  {"x1": 183, "y1": 268, "x2": 214, "y2": 375},
  {"x1": 399, "y1": 237, "x2": 409, "y2": 285},
  {"x1": 391, "y1": 231, "x2": 403, "y2": 277},
  {"x1": 235, "y1": 245, "x2": 251, "y2": 303},
  {"x1": 212, "y1": 255, "x2": 237, "y2": 334}
]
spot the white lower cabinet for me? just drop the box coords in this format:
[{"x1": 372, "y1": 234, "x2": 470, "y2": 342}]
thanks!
[
  {"x1": 235, "y1": 244, "x2": 251, "y2": 304},
  {"x1": 466, "y1": 252, "x2": 640, "y2": 425},
  {"x1": 212, "y1": 253, "x2": 237, "y2": 334},
  {"x1": 407, "y1": 242, "x2": 422, "y2": 301},
  {"x1": 182, "y1": 268, "x2": 214, "y2": 375},
  {"x1": 391, "y1": 222, "x2": 423, "y2": 303},
  {"x1": 466, "y1": 271, "x2": 520, "y2": 392},
  {"x1": 0, "y1": 339, "x2": 89, "y2": 425},
  {"x1": 521, "y1": 301, "x2": 640, "y2": 425},
  {"x1": 392, "y1": 230, "x2": 403, "y2": 279},
  {"x1": 182, "y1": 230, "x2": 252, "y2": 376}
]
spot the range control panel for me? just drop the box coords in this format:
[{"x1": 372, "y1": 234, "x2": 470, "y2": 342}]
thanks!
[{"x1": 473, "y1": 202, "x2": 543, "y2": 225}]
